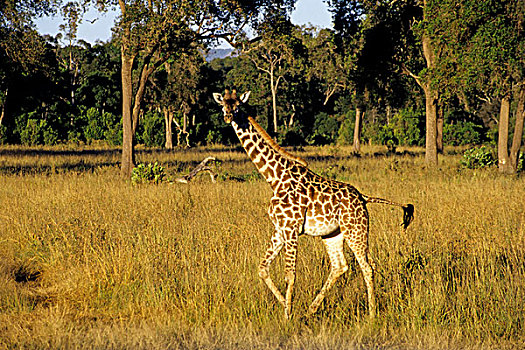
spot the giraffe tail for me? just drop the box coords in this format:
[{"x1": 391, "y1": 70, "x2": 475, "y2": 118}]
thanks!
[{"x1": 362, "y1": 195, "x2": 414, "y2": 230}]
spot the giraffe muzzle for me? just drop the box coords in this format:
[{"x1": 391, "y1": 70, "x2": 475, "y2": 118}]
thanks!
[{"x1": 224, "y1": 114, "x2": 233, "y2": 123}]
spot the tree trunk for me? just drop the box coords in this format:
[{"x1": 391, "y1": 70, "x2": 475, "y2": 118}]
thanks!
[
  {"x1": 271, "y1": 72, "x2": 278, "y2": 134},
  {"x1": 509, "y1": 86, "x2": 525, "y2": 171},
  {"x1": 0, "y1": 88, "x2": 7, "y2": 126},
  {"x1": 423, "y1": 84, "x2": 438, "y2": 165},
  {"x1": 437, "y1": 107, "x2": 444, "y2": 154},
  {"x1": 421, "y1": 33, "x2": 438, "y2": 167},
  {"x1": 353, "y1": 106, "x2": 364, "y2": 153},
  {"x1": 120, "y1": 51, "x2": 135, "y2": 178},
  {"x1": 498, "y1": 96, "x2": 511, "y2": 173},
  {"x1": 498, "y1": 96, "x2": 523, "y2": 174},
  {"x1": 164, "y1": 108, "x2": 173, "y2": 149},
  {"x1": 386, "y1": 105, "x2": 392, "y2": 125}
]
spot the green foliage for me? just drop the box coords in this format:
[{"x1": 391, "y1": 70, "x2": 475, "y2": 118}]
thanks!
[
  {"x1": 307, "y1": 112, "x2": 340, "y2": 145},
  {"x1": 443, "y1": 121, "x2": 482, "y2": 146},
  {"x1": 377, "y1": 124, "x2": 398, "y2": 152},
  {"x1": 82, "y1": 107, "x2": 120, "y2": 143},
  {"x1": 104, "y1": 124, "x2": 122, "y2": 146},
  {"x1": 131, "y1": 162, "x2": 166, "y2": 185},
  {"x1": 390, "y1": 108, "x2": 424, "y2": 146},
  {"x1": 460, "y1": 146, "x2": 496, "y2": 169},
  {"x1": 140, "y1": 111, "x2": 164, "y2": 147},
  {"x1": 363, "y1": 108, "x2": 424, "y2": 149},
  {"x1": 278, "y1": 125, "x2": 306, "y2": 146},
  {"x1": 0, "y1": 125, "x2": 7, "y2": 144},
  {"x1": 336, "y1": 111, "x2": 355, "y2": 145},
  {"x1": 19, "y1": 118, "x2": 58, "y2": 146}
]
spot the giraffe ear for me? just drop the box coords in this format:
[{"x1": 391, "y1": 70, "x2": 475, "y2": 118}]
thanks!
[
  {"x1": 212, "y1": 93, "x2": 223, "y2": 104},
  {"x1": 240, "y1": 91, "x2": 251, "y2": 103}
]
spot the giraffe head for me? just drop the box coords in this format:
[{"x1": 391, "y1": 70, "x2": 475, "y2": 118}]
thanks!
[{"x1": 213, "y1": 90, "x2": 251, "y2": 123}]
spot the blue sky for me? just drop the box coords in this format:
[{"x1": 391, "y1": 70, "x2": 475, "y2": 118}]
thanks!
[{"x1": 35, "y1": 0, "x2": 332, "y2": 45}]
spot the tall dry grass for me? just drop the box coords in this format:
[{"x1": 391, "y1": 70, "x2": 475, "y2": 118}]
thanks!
[{"x1": 0, "y1": 144, "x2": 524, "y2": 349}]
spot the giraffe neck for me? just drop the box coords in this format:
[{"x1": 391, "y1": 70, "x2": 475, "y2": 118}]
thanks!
[{"x1": 231, "y1": 118, "x2": 293, "y2": 190}]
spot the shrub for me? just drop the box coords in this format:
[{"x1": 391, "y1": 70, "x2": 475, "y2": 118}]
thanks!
[
  {"x1": 460, "y1": 146, "x2": 496, "y2": 169},
  {"x1": 43, "y1": 126, "x2": 58, "y2": 145},
  {"x1": 375, "y1": 124, "x2": 398, "y2": 152},
  {"x1": 307, "y1": 112, "x2": 340, "y2": 145},
  {"x1": 131, "y1": 162, "x2": 166, "y2": 184},
  {"x1": 336, "y1": 111, "x2": 355, "y2": 145},
  {"x1": 0, "y1": 124, "x2": 7, "y2": 144},
  {"x1": 20, "y1": 118, "x2": 58, "y2": 146},
  {"x1": 83, "y1": 107, "x2": 120, "y2": 143},
  {"x1": 362, "y1": 108, "x2": 424, "y2": 147},
  {"x1": 278, "y1": 125, "x2": 306, "y2": 146},
  {"x1": 391, "y1": 108, "x2": 424, "y2": 146},
  {"x1": 141, "y1": 111, "x2": 164, "y2": 147},
  {"x1": 104, "y1": 124, "x2": 122, "y2": 146},
  {"x1": 444, "y1": 121, "x2": 482, "y2": 146}
]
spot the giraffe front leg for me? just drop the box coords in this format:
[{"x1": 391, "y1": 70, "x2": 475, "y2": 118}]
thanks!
[
  {"x1": 283, "y1": 236, "x2": 298, "y2": 319},
  {"x1": 259, "y1": 231, "x2": 286, "y2": 308},
  {"x1": 307, "y1": 233, "x2": 348, "y2": 317}
]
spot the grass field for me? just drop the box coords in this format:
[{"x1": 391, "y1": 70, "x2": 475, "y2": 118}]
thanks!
[{"x1": 0, "y1": 144, "x2": 524, "y2": 349}]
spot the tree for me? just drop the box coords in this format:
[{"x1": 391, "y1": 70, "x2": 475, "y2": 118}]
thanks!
[
  {"x1": 427, "y1": 0, "x2": 525, "y2": 173},
  {"x1": 87, "y1": 0, "x2": 295, "y2": 177},
  {"x1": 346, "y1": 0, "x2": 440, "y2": 163},
  {"x1": 305, "y1": 28, "x2": 348, "y2": 106},
  {"x1": 243, "y1": 11, "x2": 306, "y2": 134},
  {"x1": 0, "y1": 0, "x2": 60, "y2": 130},
  {"x1": 58, "y1": 1, "x2": 83, "y2": 107},
  {"x1": 148, "y1": 49, "x2": 204, "y2": 149},
  {"x1": 326, "y1": 0, "x2": 366, "y2": 152}
]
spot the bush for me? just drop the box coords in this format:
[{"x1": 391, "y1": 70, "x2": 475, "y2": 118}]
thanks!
[
  {"x1": 444, "y1": 121, "x2": 482, "y2": 146},
  {"x1": 20, "y1": 118, "x2": 58, "y2": 146},
  {"x1": 83, "y1": 107, "x2": 120, "y2": 143},
  {"x1": 278, "y1": 125, "x2": 306, "y2": 146},
  {"x1": 336, "y1": 111, "x2": 355, "y2": 145},
  {"x1": 131, "y1": 162, "x2": 166, "y2": 185},
  {"x1": 104, "y1": 124, "x2": 122, "y2": 146},
  {"x1": 391, "y1": 108, "x2": 424, "y2": 146},
  {"x1": 377, "y1": 124, "x2": 398, "y2": 152},
  {"x1": 362, "y1": 108, "x2": 424, "y2": 148},
  {"x1": 460, "y1": 146, "x2": 496, "y2": 169},
  {"x1": 0, "y1": 124, "x2": 7, "y2": 144},
  {"x1": 141, "y1": 111, "x2": 164, "y2": 147},
  {"x1": 307, "y1": 112, "x2": 340, "y2": 145}
]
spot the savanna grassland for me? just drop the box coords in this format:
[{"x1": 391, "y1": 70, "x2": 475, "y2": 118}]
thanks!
[{"x1": 0, "y1": 144, "x2": 524, "y2": 349}]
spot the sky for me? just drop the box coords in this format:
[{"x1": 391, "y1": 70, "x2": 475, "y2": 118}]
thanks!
[{"x1": 34, "y1": 0, "x2": 333, "y2": 45}]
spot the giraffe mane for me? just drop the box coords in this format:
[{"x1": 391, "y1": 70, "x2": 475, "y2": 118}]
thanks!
[{"x1": 247, "y1": 116, "x2": 308, "y2": 167}]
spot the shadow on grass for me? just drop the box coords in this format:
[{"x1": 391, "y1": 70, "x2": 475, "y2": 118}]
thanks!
[
  {"x1": 0, "y1": 145, "x2": 424, "y2": 176},
  {"x1": 0, "y1": 146, "x2": 247, "y2": 176}
]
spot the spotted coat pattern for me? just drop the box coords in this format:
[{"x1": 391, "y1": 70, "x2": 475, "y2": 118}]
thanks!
[{"x1": 213, "y1": 90, "x2": 414, "y2": 319}]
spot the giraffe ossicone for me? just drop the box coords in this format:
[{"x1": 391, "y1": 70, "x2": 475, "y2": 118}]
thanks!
[{"x1": 213, "y1": 90, "x2": 414, "y2": 319}]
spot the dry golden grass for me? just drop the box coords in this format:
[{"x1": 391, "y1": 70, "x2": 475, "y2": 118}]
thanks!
[{"x1": 0, "y1": 144, "x2": 524, "y2": 349}]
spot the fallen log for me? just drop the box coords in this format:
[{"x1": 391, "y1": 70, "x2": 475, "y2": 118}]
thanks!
[{"x1": 175, "y1": 156, "x2": 217, "y2": 183}]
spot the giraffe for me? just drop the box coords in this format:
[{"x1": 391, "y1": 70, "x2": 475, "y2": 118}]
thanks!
[{"x1": 213, "y1": 90, "x2": 414, "y2": 319}]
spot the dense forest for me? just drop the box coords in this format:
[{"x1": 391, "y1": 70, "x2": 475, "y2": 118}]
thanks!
[{"x1": 1, "y1": 0, "x2": 524, "y2": 175}]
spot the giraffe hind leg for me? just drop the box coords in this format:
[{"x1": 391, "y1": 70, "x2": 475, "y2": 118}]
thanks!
[
  {"x1": 345, "y1": 232, "x2": 376, "y2": 318},
  {"x1": 307, "y1": 232, "x2": 348, "y2": 316}
]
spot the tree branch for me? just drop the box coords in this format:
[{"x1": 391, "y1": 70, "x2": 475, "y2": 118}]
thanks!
[
  {"x1": 175, "y1": 157, "x2": 217, "y2": 183},
  {"x1": 401, "y1": 63, "x2": 423, "y2": 89}
]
